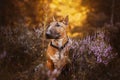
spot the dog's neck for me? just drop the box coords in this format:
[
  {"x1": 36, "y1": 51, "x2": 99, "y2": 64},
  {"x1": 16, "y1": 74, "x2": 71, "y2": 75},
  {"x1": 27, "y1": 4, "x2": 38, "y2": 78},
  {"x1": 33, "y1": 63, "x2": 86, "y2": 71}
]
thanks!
[{"x1": 51, "y1": 36, "x2": 68, "y2": 50}]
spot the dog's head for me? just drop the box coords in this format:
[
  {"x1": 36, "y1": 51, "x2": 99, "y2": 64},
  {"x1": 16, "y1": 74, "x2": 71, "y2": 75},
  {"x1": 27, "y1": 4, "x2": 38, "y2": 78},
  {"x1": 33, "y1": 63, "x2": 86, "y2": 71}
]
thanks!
[{"x1": 46, "y1": 16, "x2": 69, "y2": 39}]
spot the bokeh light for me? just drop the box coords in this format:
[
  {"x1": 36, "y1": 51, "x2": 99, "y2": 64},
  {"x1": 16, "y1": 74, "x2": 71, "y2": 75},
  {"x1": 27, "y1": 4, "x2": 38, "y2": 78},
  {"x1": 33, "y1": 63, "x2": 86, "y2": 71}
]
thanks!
[{"x1": 49, "y1": 0, "x2": 89, "y2": 37}]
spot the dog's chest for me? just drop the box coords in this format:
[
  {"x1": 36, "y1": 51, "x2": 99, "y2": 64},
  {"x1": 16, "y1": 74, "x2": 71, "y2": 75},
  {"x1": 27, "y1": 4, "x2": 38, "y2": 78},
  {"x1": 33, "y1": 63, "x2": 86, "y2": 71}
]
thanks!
[
  {"x1": 58, "y1": 39, "x2": 63, "y2": 48},
  {"x1": 49, "y1": 39, "x2": 72, "y2": 63},
  {"x1": 49, "y1": 49, "x2": 66, "y2": 64}
]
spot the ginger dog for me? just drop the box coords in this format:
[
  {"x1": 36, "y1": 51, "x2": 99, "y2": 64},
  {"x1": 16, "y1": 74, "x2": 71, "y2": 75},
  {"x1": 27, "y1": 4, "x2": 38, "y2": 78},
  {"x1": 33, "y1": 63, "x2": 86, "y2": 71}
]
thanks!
[{"x1": 45, "y1": 16, "x2": 72, "y2": 79}]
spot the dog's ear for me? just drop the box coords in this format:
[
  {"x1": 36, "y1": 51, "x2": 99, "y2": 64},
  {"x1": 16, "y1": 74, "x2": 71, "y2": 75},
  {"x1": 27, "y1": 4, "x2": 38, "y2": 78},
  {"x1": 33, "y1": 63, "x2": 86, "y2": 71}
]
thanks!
[
  {"x1": 53, "y1": 16, "x2": 56, "y2": 22},
  {"x1": 63, "y1": 15, "x2": 69, "y2": 25}
]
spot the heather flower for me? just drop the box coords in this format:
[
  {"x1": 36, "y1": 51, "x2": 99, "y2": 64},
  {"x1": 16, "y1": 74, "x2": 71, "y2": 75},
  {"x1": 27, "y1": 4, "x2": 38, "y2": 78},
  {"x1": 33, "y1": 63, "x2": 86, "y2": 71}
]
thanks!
[{"x1": 71, "y1": 29, "x2": 117, "y2": 65}]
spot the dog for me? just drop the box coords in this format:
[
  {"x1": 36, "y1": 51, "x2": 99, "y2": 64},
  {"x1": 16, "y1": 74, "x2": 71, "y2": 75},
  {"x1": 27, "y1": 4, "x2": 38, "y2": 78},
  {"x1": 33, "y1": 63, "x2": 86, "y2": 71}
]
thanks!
[{"x1": 45, "y1": 16, "x2": 72, "y2": 79}]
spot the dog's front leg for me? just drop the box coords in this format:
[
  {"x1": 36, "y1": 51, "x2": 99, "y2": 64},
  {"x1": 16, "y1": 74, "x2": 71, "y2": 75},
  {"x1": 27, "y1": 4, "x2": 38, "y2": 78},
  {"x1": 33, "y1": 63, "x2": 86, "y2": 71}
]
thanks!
[{"x1": 46, "y1": 59, "x2": 54, "y2": 71}]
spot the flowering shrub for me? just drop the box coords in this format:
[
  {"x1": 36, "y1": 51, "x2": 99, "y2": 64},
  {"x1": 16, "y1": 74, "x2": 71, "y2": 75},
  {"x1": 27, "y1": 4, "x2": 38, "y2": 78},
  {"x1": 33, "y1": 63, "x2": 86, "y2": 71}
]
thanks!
[
  {"x1": 71, "y1": 29, "x2": 117, "y2": 65},
  {"x1": 0, "y1": 25, "x2": 44, "y2": 58},
  {"x1": 58, "y1": 29, "x2": 118, "y2": 80},
  {"x1": 87, "y1": 30, "x2": 116, "y2": 64},
  {"x1": 0, "y1": 24, "x2": 119, "y2": 80},
  {"x1": 0, "y1": 24, "x2": 48, "y2": 80}
]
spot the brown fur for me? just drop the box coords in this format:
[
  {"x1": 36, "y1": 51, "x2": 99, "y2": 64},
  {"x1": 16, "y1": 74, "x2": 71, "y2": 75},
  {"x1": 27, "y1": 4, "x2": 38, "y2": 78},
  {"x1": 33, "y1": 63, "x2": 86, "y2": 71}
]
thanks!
[
  {"x1": 46, "y1": 38, "x2": 69, "y2": 70},
  {"x1": 45, "y1": 16, "x2": 72, "y2": 79}
]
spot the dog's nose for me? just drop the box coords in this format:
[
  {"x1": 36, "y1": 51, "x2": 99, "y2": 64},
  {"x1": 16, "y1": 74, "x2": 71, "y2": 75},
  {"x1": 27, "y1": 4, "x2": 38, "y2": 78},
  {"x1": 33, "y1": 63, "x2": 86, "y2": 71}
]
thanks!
[
  {"x1": 46, "y1": 32, "x2": 51, "y2": 37},
  {"x1": 46, "y1": 32, "x2": 49, "y2": 36}
]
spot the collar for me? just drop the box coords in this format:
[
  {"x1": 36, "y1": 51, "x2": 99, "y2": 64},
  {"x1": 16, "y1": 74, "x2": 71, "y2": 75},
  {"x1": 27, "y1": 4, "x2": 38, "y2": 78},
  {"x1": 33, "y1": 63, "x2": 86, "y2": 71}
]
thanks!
[{"x1": 50, "y1": 39, "x2": 69, "y2": 51}]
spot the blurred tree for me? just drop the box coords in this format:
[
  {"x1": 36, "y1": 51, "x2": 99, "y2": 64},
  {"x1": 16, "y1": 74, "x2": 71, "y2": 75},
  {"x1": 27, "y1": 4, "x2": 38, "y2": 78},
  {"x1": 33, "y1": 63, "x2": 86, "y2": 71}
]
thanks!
[
  {"x1": 0, "y1": 0, "x2": 51, "y2": 26},
  {"x1": 82, "y1": 0, "x2": 120, "y2": 24}
]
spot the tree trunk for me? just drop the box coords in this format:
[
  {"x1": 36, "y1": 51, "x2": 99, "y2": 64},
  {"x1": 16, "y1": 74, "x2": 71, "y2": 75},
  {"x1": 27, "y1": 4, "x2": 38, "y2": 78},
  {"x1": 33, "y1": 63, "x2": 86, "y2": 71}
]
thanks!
[{"x1": 111, "y1": 0, "x2": 115, "y2": 26}]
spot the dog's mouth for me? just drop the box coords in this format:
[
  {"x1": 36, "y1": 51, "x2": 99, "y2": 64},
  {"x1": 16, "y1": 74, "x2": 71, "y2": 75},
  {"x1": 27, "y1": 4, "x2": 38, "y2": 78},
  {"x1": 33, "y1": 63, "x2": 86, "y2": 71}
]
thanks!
[{"x1": 46, "y1": 33, "x2": 61, "y2": 39}]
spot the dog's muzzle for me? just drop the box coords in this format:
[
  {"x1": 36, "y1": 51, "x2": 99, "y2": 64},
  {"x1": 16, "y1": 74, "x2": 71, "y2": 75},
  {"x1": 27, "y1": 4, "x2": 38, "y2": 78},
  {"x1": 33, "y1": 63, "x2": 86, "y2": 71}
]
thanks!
[
  {"x1": 46, "y1": 32, "x2": 60, "y2": 39},
  {"x1": 46, "y1": 33, "x2": 52, "y2": 39}
]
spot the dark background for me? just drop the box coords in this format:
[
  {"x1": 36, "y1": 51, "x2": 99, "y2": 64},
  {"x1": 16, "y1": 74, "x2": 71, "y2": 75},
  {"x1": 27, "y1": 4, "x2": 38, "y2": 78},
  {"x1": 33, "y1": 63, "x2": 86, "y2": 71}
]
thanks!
[{"x1": 0, "y1": 0, "x2": 120, "y2": 80}]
